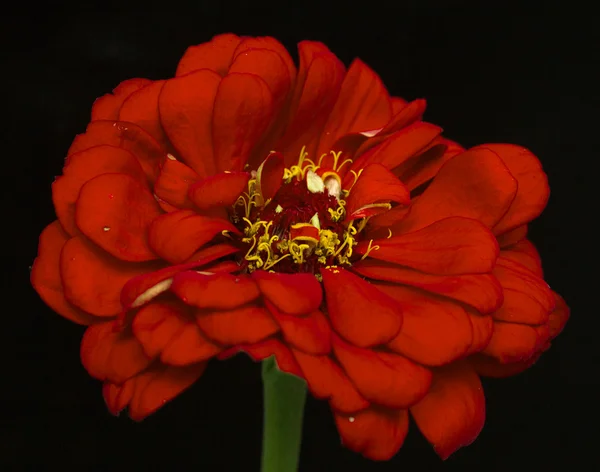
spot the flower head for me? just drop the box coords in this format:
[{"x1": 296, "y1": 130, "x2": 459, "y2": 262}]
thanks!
[{"x1": 31, "y1": 33, "x2": 568, "y2": 460}]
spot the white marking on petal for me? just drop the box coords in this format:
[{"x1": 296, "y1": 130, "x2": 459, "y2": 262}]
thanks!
[
  {"x1": 306, "y1": 170, "x2": 325, "y2": 193},
  {"x1": 310, "y1": 212, "x2": 321, "y2": 230},
  {"x1": 131, "y1": 278, "x2": 173, "y2": 308},
  {"x1": 360, "y1": 128, "x2": 382, "y2": 137},
  {"x1": 167, "y1": 153, "x2": 177, "y2": 160},
  {"x1": 195, "y1": 271, "x2": 214, "y2": 275},
  {"x1": 275, "y1": 204, "x2": 283, "y2": 214},
  {"x1": 348, "y1": 416, "x2": 355, "y2": 423},
  {"x1": 324, "y1": 176, "x2": 341, "y2": 199},
  {"x1": 103, "y1": 226, "x2": 110, "y2": 232}
]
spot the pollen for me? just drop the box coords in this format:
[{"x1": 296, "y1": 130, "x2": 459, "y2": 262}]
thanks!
[{"x1": 230, "y1": 147, "x2": 376, "y2": 274}]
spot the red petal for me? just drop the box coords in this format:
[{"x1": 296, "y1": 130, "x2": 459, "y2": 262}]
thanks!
[
  {"x1": 212, "y1": 73, "x2": 274, "y2": 173},
  {"x1": 120, "y1": 243, "x2": 238, "y2": 309},
  {"x1": 492, "y1": 257, "x2": 555, "y2": 324},
  {"x1": 148, "y1": 210, "x2": 239, "y2": 264},
  {"x1": 128, "y1": 363, "x2": 206, "y2": 421},
  {"x1": 267, "y1": 303, "x2": 331, "y2": 355},
  {"x1": 171, "y1": 271, "x2": 259, "y2": 309},
  {"x1": 75, "y1": 173, "x2": 161, "y2": 262},
  {"x1": 394, "y1": 147, "x2": 518, "y2": 232},
  {"x1": 161, "y1": 322, "x2": 222, "y2": 366},
  {"x1": 91, "y1": 78, "x2": 151, "y2": 121},
  {"x1": 133, "y1": 298, "x2": 223, "y2": 365},
  {"x1": 500, "y1": 239, "x2": 543, "y2": 277},
  {"x1": 395, "y1": 140, "x2": 461, "y2": 191},
  {"x1": 60, "y1": 236, "x2": 161, "y2": 316},
  {"x1": 332, "y1": 334, "x2": 431, "y2": 408},
  {"x1": 360, "y1": 217, "x2": 499, "y2": 276},
  {"x1": 201, "y1": 260, "x2": 239, "y2": 274},
  {"x1": 118, "y1": 80, "x2": 172, "y2": 152},
  {"x1": 465, "y1": 312, "x2": 494, "y2": 355},
  {"x1": 343, "y1": 99, "x2": 428, "y2": 167},
  {"x1": 410, "y1": 362, "x2": 485, "y2": 460},
  {"x1": 176, "y1": 33, "x2": 242, "y2": 77},
  {"x1": 469, "y1": 353, "x2": 542, "y2": 378},
  {"x1": 252, "y1": 271, "x2": 323, "y2": 315},
  {"x1": 229, "y1": 47, "x2": 292, "y2": 117},
  {"x1": 220, "y1": 338, "x2": 303, "y2": 377},
  {"x1": 103, "y1": 379, "x2": 135, "y2": 416},
  {"x1": 196, "y1": 305, "x2": 279, "y2": 345},
  {"x1": 188, "y1": 171, "x2": 249, "y2": 210},
  {"x1": 53, "y1": 145, "x2": 147, "y2": 235},
  {"x1": 497, "y1": 224, "x2": 528, "y2": 248},
  {"x1": 230, "y1": 47, "x2": 295, "y2": 168},
  {"x1": 159, "y1": 70, "x2": 221, "y2": 178},
  {"x1": 132, "y1": 300, "x2": 189, "y2": 358},
  {"x1": 317, "y1": 59, "x2": 392, "y2": 157},
  {"x1": 31, "y1": 221, "x2": 98, "y2": 325},
  {"x1": 347, "y1": 122, "x2": 441, "y2": 181},
  {"x1": 154, "y1": 156, "x2": 199, "y2": 210},
  {"x1": 379, "y1": 284, "x2": 472, "y2": 366},
  {"x1": 352, "y1": 259, "x2": 503, "y2": 314},
  {"x1": 232, "y1": 37, "x2": 297, "y2": 85},
  {"x1": 473, "y1": 144, "x2": 549, "y2": 235},
  {"x1": 382, "y1": 98, "x2": 427, "y2": 134},
  {"x1": 80, "y1": 322, "x2": 152, "y2": 383},
  {"x1": 278, "y1": 43, "x2": 345, "y2": 166},
  {"x1": 548, "y1": 292, "x2": 569, "y2": 339},
  {"x1": 334, "y1": 408, "x2": 409, "y2": 461},
  {"x1": 345, "y1": 164, "x2": 410, "y2": 220},
  {"x1": 291, "y1": 349, "x2": 369, "y2": 413},
  {"x1": 256, "y1": 151, "x2": 284, "y2": 203},
  {"x1": 321, "y1": 267, "x2": 402, "y2": 347},
  {"x1": 67, "y1": 121, "x2": 164, "y2": 184},
  {"x1": 483, "y1": 321, "x2": 550, "y2": 363}
]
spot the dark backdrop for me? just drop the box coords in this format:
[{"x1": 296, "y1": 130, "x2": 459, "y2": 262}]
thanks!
[{"x1": 3, "y1": 2, "x2": 596, "y2": 471}]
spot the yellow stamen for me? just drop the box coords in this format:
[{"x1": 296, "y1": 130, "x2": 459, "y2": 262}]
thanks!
[{"x1": 360, "y1": 239, "x2": 381, "y2": 260}]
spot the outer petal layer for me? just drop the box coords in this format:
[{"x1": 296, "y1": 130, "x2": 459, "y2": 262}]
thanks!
[
  {"x1": 379, "y1": 284, "x2": 473, "y2": 365},
  {"x1": 332, "y1": 335, "x2": 432, "y2": 408},
  {"x1": 103, "y1": 363, "x2": 206, "y2": 421},
  {"x1": 360, "y1": 217, "x2": 499, "y2": 276},
  {"x1": 81, "y1": 323, "x2": 152, "y2": 383},
  {"x1": 31, "y1": 221, "x2": 98, "y2": 325},
  {"x1": 410, "y1": 362, "x2": 485, "y2": 460},
  {"x1": 252, "y1": 271, "x2": 323, "y2": 315},
  {"x1": 159, "y1": 70, "x2": 221, "y2": 178},
  {"x1": 352, "y1": 259, "x2": 503, "y2": 314},
  {"x1": 394, "y1": 147, "x2": 518, "y2": 232},
  {"x1": 60, "y1": 237, "x2": 161, "y2": 316},
  {"x1": 321, "y1": 267, "x2": 402, "y2": 347},
  {"x1": 334, "y1": 408, "x2": 409, "y2": 461},
  {"x1": 171, "y1": 271, "x2": 259, "y2": 309},
  {"x1": 148, "y1": 210, "x2": 238, "y2": 264},
  {"x1": 53, "y1": 145, "x2": 147, "y2": 235},
  {"x1": 473, "y1": 144, "x2": 549, "y2": 235},
  {"x1": 291, "y1": 349, "x2": 369, "y2": 413},
  {"x1": 75, "y1": 173, "x2": 161, "y2": 262}
]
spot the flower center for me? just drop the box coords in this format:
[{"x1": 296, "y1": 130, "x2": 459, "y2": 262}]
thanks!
[{"x1": 230, "y1": 147, "x2": 375, "y2": 276}]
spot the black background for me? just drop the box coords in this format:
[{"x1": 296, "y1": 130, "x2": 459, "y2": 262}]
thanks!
[{"x1": 3, "y1": 2, "x2": 596, "y2": 471}]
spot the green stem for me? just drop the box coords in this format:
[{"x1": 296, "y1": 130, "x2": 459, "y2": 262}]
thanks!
[{"x1": 260, "y1": 356, "x2": 307, "y2": 472}]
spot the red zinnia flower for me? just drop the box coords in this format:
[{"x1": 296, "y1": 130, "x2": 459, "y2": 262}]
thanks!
[{"x1": 31, "y1": 33, "x2": 568, "y2": 461}]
